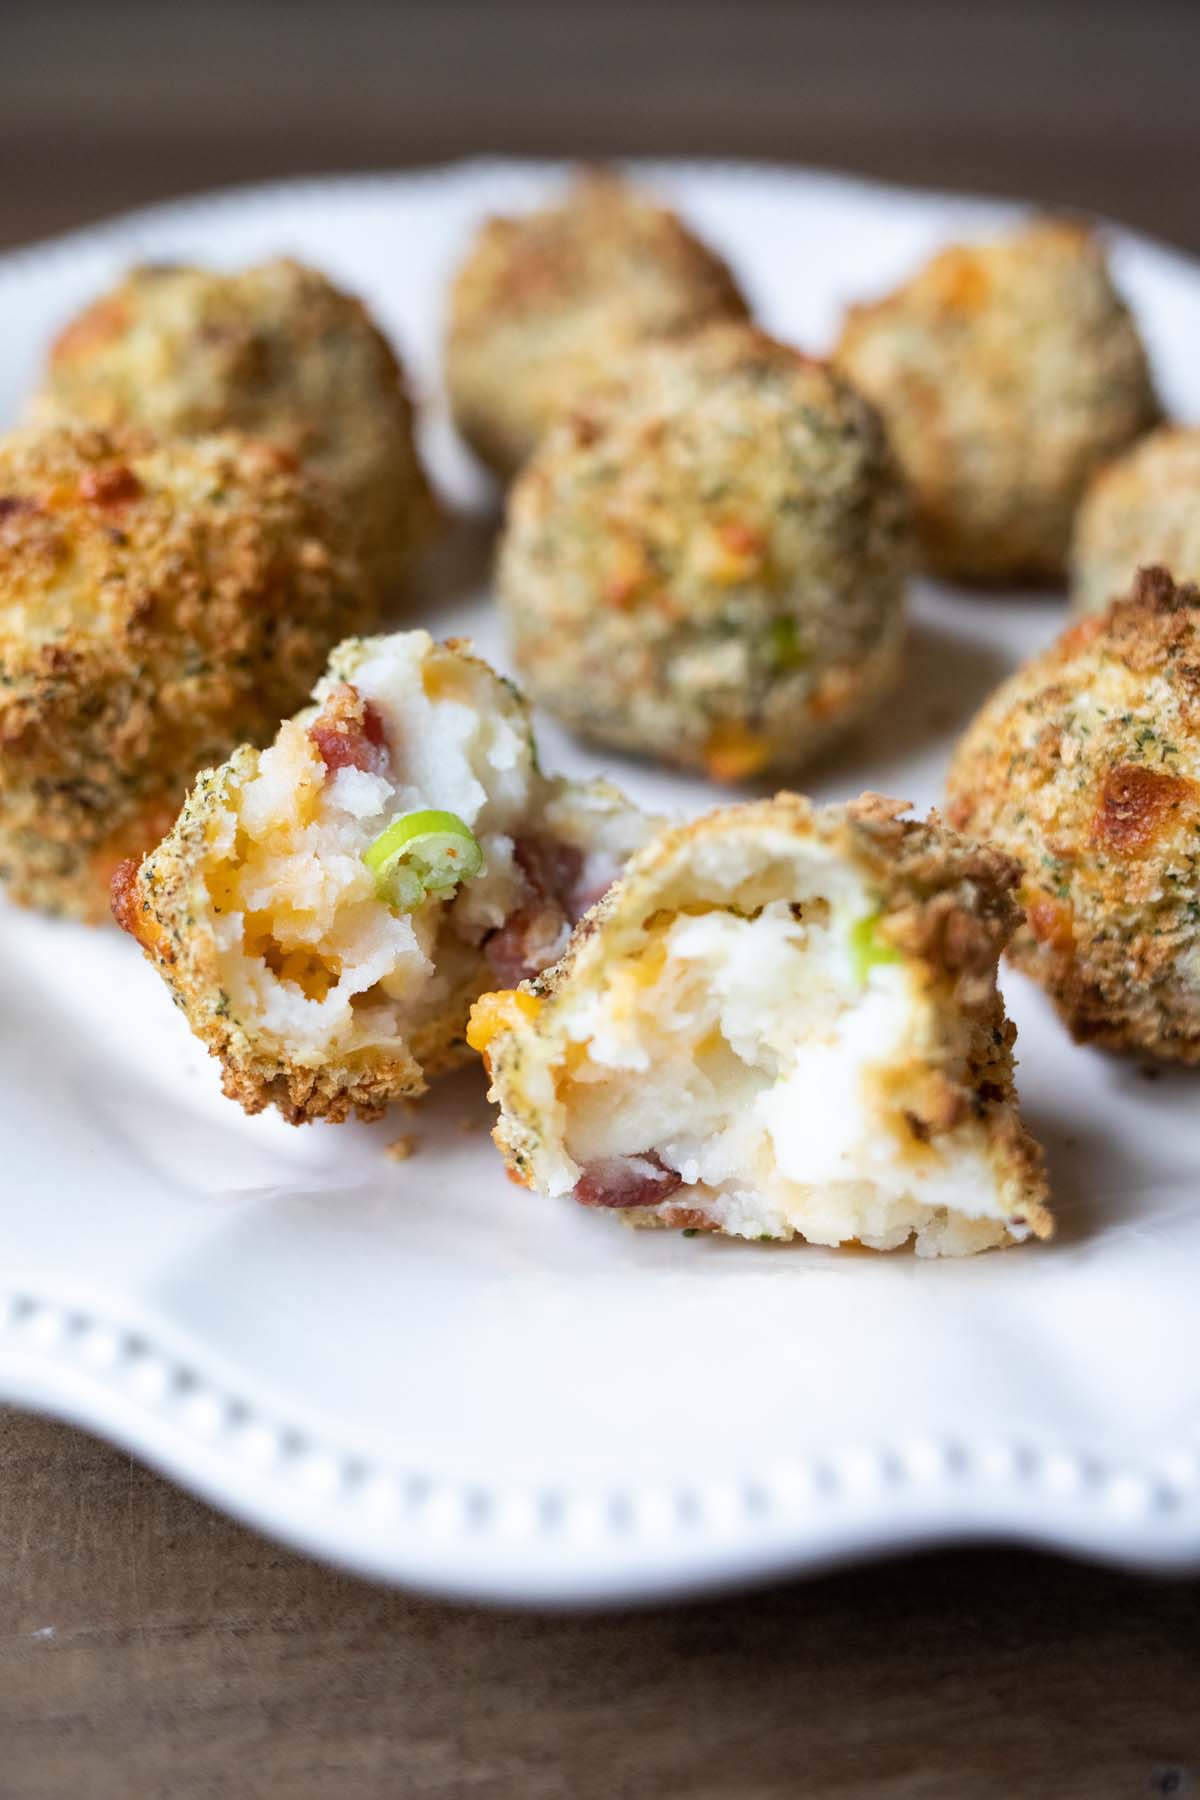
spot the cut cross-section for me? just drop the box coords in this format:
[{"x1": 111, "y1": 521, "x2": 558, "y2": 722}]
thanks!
[
  {"x1": 115, "y1": 630, "x2": 655, "y2": 1123},
  {"x1": 471, "y1": 794, "x2": 1052, "y2": 1256}
]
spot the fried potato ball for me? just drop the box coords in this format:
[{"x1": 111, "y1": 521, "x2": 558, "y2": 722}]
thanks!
[
  {"x1": 835, "y1": 220, "x2": 1161, "y2": 584},
  {"x1": 948, "y1": 566, "x2": 1200, "y2": 1060},
  {"x1": 444, "y1": 173, "x2": 750, "y2": 476},
  {"x1": 36, "y1": 259, "x2": 434, "y2": 595},
  {"x1": 0, "y1": 423, "x2": 372, "y2": 922},
  {"x1": 497, "y1": 323, "x2": 911, "y2": 780},
  {"x1": 469, "y1": 792, "x2": 1050, "y2": 1256},
  {"x1": 114, "y1": 630, "x2": 655, "y2": 1124},
  {"x1": 1071, "y1": 427, "x2": 1200, "y2": 614}
]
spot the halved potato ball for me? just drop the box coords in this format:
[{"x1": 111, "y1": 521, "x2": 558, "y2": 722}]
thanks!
[
  {"x1": 835, "y1": 220, "x2": 1161, "y2": 583},
  {"x1": 469, "y1": 793, "x2": 1050, "y2": 1256},
  {"x1": 36, "y1": 259, "x2": 434, "y2": 594},
  {"x1": 444, "y1": 173, "x2": 750, "y2": 476},
  {"x1": 497, "y1": 324, "x2": 912, "y2": 781},
  {"x1": 948, "y1": 566, "x2": 1200, "y2": 1060},
  {"x1": 114, "y1": 630, "x2": 655, "y2": 1124},
  {"x1": 1072, "y1": 427, "x2": 1200, "y2": 614},
  {"x1": 0, "y1": 423, "x2": 371, "y2": 922}
]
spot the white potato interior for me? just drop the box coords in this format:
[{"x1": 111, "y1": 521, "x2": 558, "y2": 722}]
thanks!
[
  {"x1": 203, "y1": 632, "x2": 627, "y2": 1064},
  {"x1": 544, "y1": 843, "x2": 1018, "y2": 1256}
]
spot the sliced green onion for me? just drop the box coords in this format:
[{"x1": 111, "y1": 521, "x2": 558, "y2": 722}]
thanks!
[
  {"x1": 849, "y1": 908, "x2": 902, "y2": 983},
  {"x1": 363, "y1": 808, "x2": 483, "y2": 911},
  {"x1": 766, "y1": 615, "x2": 807, "y2": 669}
]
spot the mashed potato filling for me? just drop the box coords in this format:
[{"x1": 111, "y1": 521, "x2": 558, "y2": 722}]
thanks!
[
  {"x1": 536, "y1": 849, "x2": 1021, "y2": 1256},
  {"x1": 202, "y1": 633, "x2": 618, "y2": 1070}
]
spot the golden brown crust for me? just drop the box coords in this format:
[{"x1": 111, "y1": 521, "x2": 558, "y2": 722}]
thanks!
[
  {"x1": 37, "y1": 259, "x2": 434, "y2": 594},
  {"x1": 0, "y1": 423, "x2": 373, "y2": 922},
  {"x1": 1071, "y1": 426, "x2": 1200, "y2": 615},
  {"x1": 835, "y1": 220, "x2": 1161, "y2": 583},
  {"x1": 445, "y1": 173, "x2": 751, "y2": 476},
  {"x1": 498, "y1": 324, "x2": 911, "y2": 777},
  {"x1": 948, "y1": 565, "x2": 1200, "y2": 1059}
]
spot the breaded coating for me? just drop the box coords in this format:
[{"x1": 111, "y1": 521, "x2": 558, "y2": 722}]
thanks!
[
  {"x1": 36, "y1": 259, "x2": 434, "y2": 594},
  {"x1": 444, "y1": 173, "x2": 750, "y2": 476},
  {"x1": 0, "y1": 423, "x2": 371, "y2": 922},
  {"x1": 948, "y1": 566, "x2": 1200, "y2": 1060},
  {"x1": 497, "y1": 324, "x2": 912, "y2": 781},
  {"x1": 835, "y1": 220, "x2": 1161, "y2": 584},
  {"x1": 115, "y1": 630, "x2": 655, "y2": 1124},
  {"x1": 469, "y1": 793, "x2": 1050, "y2": 1256},
  {"x1": 1072, "y1": 427, "x2": 1200, "y2": 614}
]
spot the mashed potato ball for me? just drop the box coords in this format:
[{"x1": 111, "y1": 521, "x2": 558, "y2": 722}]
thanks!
[
  {"x1": 948, "y1": 566, "x2": 1200, "y2": 1060},
  {"x1": 36, "y1": 259, "x2": 434, "y2": 595},
  {"x1": 497, "y1": 323, "x2": 911, "y2": 780},
  {"x1": 0, "y1": 422, "x2": 371, "y2": 922},
  {"x1": 469, "y1": 792, "x2": 1050, "y2": 1256},
  {"x1": 836, "y1": 220, "x2": 1160, "y2": 584},
  {"x1": 1071, "y1": 427, "x2": 1200, "y2": 614},
  {"x1": 444, "y1": 173, "x2": 750, "y2": 477},
  {"x1": 114, "y1": 630, "x2": 656, "y2": 1124}
]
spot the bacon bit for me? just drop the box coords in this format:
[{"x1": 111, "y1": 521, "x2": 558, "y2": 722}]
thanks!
[
  {"x1": 0, "y1": 496, "x2": 35, "y2": 522},
  {"x1": 703, "y1": 721, "x2": 770, "y2": 783},
  {"x1": 515, "y1": 835, "x2": 584, "y2": 912},
  {"x1": 482, "y1": 835, "x2": 586, "y2": 985},
  {"x1": 573, "y1": 1153, "x2": 683, "y2": 1209},
  {"x1": 484, "y1": 900, "x2": 568, "y2": 987},
  {"x1": 308, "y1": 683, "x2": 389, "y2": 775},
  {"x1": 109, "y1": 858, "x2": 142, "y2": 937},
  {"x1": 659, "y1": 1205, "x2": 715, "y2": 1231},
  {"x1": 1026, "y1": 890, "x2": 1076, "y2": 954},
  {"x1": 1092, "y1": 763, "x2": 1196, "y2": 854},
  {"x1": 79, "y1": 464, "x2": 143, "y2": 507}
]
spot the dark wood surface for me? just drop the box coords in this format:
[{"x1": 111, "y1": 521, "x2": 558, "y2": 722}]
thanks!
[
  {"x1": 3, "y1": 1411, "x2": 1198, "y2": 1799},
  {"x1": 4, "y1": 5, "x2": 1200, "y2": 1794}
]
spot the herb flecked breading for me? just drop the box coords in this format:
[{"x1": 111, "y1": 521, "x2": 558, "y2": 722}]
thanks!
[
  {"x1": 0, "y1": 423, "x2": 373, "y2": 923},
  {"x1": 497, "y1": 323, "x2": 912, "y2": 781},
  {"x1": 1071, "y1": 427, "x2": 1200, "y2": 615},
  {"x1": 444, "y1": 173, "x2": 750, "y2": 477},
  {"x1": 835, "y1": 220, "x2": 1161, "y2": 584},
  {"x1": 471, "y1": 793, "x2": 1050, "y2": 1255},
  {"x1": 948, "y1": 566, "x2": 1200, "y2": 1060},
  {"x1": 36, "y1": 258, "x2": 434, "y2": 595}
]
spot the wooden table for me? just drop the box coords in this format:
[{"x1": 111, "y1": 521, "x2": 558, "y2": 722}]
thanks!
[{"x1": 4, "y1": 5, "x2": 1200, "y2": 1793}]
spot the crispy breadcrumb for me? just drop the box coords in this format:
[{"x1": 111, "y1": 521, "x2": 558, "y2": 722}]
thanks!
[
  {"x1": 37, "y1": 259, "x2": 434, "y2": 594},
  {"x1": 1072, "y1": 427, "x2": 1200, "y2": 614},
  {"x1": 836, "y1": 220, "x2": 1160, "y2": 583},
  {"x1": 0, "y1": 422, "x2": 371, "y2": 921},
  {"x1": 498, "y1": 324, "x2": 911, "y2": 778},
  {"x1": 445, "y1": 173, "x2": 750, "y2": 476},
  {"x1": 948, "y1": 566, "x2": 1200, "y2": 1059}
]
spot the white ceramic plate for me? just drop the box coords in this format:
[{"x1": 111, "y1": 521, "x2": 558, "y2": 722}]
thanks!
[{"x1": 4, "y1": 161, "x2": 1200, "y2": 1606}]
